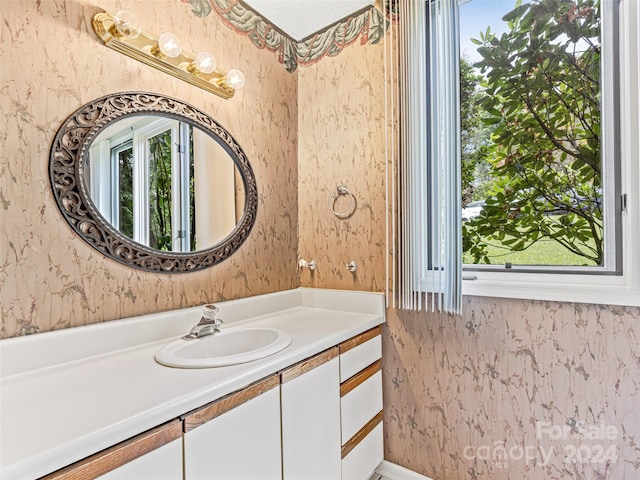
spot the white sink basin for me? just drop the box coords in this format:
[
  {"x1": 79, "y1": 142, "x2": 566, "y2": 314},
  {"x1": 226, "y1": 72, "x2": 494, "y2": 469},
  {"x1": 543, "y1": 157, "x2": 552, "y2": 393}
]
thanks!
[{"x1": 155, "y1": 327, "x2": 292, "y2": 368}]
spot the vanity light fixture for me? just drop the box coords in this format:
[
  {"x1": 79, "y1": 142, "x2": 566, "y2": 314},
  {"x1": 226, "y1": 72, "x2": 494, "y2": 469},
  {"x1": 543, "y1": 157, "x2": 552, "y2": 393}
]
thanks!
[
  {"x1": 92, "y1": 11, "x2": 244, "y2": 99},
  {"x1": 190, "y1": 51, "x2": 217, "y2": 75},
  {"x1": 153, "y1": 32, "x2": 182, "y2": 58},
  {"x1": 113, "y1": 10, "x2": 141, "y2": 38},
  {"x1": 225, "y1": 69, "x2": 246, "y2": 89}
]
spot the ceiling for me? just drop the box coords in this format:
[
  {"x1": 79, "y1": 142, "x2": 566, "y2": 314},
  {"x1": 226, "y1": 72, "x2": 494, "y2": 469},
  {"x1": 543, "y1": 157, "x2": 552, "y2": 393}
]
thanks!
[{"x1": 241, "y1": 0, "x2": 375, "y2": 42}]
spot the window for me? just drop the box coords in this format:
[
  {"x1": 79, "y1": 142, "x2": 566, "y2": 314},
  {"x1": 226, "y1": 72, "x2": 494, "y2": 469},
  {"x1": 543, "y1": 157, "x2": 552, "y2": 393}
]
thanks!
[
  {"x1": 455, "y1": 0, "x2": 640, "y2": 305},
  {"x1": 459, "y1": 0, "x2": 621, "y2": 275},
  {"x1": 112, "y1": 140, "x2": 134, "y2": 237},
  {"x1": 388, "y1": 0, "x2": 640, "y2": 308}
]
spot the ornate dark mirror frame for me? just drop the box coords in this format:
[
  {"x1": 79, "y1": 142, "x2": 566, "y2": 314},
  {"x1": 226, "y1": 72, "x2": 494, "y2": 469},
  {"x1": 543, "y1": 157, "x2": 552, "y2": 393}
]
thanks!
[{"x1": 49, "y1": 92, "x2": 258, "y2": 273}]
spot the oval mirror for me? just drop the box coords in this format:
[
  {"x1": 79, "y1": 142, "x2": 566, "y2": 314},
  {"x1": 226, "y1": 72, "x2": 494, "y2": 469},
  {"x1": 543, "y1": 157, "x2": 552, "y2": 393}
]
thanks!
[{"x1": 49, "y1": 92, "x2": 258, "y2": 273}]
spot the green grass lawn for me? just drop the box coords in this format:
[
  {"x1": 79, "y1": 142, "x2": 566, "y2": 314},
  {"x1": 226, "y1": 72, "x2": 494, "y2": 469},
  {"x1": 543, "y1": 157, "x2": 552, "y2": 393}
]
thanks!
[{"x1": 463, "y1": 220, "x2": 600, "y2": 267}]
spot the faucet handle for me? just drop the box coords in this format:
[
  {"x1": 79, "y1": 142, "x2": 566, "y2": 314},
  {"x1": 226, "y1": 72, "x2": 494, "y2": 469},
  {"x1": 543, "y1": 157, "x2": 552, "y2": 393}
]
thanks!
[
  {"x1": 200, "y1": 304, "x2": 223, "y2": 329},
  {"x1": 202, "y1": 304, "x2": 219, "y2": 320},
  {"x1": 182, "y1": 305, "x2": 223, "y2": 340}
]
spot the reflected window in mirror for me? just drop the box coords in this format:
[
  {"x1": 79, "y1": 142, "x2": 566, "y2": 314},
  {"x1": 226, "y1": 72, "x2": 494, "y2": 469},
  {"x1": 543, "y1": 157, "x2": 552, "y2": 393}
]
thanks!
[{"x1": 87, "y1": 116, "x2": 244, "y2": 253}]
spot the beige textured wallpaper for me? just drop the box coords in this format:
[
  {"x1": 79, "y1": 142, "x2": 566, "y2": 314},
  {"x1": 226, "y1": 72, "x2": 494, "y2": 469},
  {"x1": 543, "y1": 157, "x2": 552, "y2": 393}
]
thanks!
[
  {"x1": 297, "y1": 44, "x2": 387, "y2": 292},
  {"x1": 0, "y1": 0, "x2": 298, "y2": 337},
  {"x1": 383, "y1": 299, "x2": 640, "y2": 479},
  {"x1": 297, "y1": 29, "x2": 640, "y2": 480}
]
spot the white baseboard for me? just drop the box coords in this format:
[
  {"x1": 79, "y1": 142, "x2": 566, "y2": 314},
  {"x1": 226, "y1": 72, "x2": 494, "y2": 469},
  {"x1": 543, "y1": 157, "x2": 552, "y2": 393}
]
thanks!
[{"x1": 375, "y1": 460, "x2": 435, "y2": 480}]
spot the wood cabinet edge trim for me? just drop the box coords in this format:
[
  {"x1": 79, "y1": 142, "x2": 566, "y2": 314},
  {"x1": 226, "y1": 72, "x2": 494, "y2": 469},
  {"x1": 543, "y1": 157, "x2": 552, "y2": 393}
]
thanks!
[
  {"x1": 280, "y1": 346, "x2": 338, "y2": 384},
  {"x1": 340, "y1": 359, "x2": 382, "y2": 397},
  {"x1": 184, "y1": 374, "x2": 280, "y2": 432},
  {"x1": 40, "y1": 420, "x2": 182, "y2": 480},
  {"x1": 341, "y1": 410, "x2": 383, "y2": 459},
  {"x1": 338, "y1": 326, "x2": 381, "y2": 355}
]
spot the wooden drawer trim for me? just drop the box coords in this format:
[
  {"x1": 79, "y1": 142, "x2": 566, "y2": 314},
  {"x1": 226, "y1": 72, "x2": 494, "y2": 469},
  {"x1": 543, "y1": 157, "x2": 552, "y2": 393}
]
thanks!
[
  {"x1": 280, "y1": 347, "x2": 338, "y2": 384},
  {"x1": 41, "y1": 419, "x2": 182, "y2": 480},
  {"x1": 340, "y1": 358, "x2": 382, "y2": 397},
  {"x1": 341, "y1": 410, "x2": 383, "y2": 459},
  {"x1": 338, "y1": 326, "x2": 381, "y2": 355},
  {"x1": 184, "y1": 374, "x2": 280, "y2": 432}
]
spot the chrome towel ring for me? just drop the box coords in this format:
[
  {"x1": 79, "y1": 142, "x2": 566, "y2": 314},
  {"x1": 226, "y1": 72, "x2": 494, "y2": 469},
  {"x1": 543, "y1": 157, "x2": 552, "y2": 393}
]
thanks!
[{"x1": 328, "y1": 185, "x2": 357, "y2": 219}]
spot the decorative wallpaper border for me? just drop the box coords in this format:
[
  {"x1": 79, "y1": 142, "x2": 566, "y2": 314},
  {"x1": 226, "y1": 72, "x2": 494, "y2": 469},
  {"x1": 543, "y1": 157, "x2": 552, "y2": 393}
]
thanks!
[{"x1": 182, "y1": 0, "x2": 389, "y2": 72}]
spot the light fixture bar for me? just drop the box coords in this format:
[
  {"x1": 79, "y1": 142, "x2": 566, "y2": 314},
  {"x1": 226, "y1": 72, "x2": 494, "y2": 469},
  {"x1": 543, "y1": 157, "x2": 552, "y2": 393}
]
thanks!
[{"x1": 92, "y1": 12, "x2": 236, "y2": 99}]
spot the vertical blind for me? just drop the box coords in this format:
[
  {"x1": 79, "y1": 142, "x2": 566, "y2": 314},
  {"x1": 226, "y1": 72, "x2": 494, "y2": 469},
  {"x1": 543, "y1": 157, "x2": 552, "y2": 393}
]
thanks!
[{"x1": 385, "y1": 0, "x2": 462, "y2": 314}]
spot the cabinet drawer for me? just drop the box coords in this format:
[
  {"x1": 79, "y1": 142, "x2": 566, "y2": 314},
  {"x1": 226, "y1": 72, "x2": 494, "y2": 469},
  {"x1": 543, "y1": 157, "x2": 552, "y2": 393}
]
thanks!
[
  {"x1": 341, "y1": 422, "x2": 383, "y2": 480},
  {"x1": 341, "y1": 369, "x2": 383, "y2": 443},
  {"x1": 339, "y1": 327, "x2": 382, "y2": 382}
]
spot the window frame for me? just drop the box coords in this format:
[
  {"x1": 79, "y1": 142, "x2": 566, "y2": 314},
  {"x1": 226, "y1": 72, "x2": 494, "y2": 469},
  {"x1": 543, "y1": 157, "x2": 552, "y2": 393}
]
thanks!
[
  {"x1": 109, "y1": 138, "x2": 134, "y2": 232},
  {"x1": 454, "y1": 0, "x2": 639, "y2": 306}
]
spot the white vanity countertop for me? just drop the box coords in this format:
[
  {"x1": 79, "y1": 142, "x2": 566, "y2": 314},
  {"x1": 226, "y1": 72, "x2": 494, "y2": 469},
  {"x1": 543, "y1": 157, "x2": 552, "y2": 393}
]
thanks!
[{"x1": 0, "y1": 288, "x2": 385, "y2": 479}]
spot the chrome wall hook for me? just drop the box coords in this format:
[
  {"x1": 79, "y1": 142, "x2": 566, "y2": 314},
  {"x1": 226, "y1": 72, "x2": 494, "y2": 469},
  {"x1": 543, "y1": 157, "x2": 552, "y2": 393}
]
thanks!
[
  {"x1": 298, "y1": 258, "x2": 317, "y2": 271},
  {"x1": 345, "y1": 261, "x2": 358, "y2": 272}
]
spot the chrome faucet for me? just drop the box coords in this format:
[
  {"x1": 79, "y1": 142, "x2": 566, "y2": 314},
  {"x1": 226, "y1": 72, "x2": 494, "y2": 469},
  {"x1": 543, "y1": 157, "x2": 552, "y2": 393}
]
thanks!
[{"x1": 182, "y1": 304, "x2": 223, "y2": 340}]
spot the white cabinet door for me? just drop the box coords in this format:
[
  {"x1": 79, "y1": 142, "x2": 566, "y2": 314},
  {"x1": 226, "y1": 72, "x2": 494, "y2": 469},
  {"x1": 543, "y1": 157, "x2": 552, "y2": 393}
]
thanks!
[
  {"x1": 49, "y1": 420, "x2": 183, "y2": 480},
  {"x1": 281, "y1": 348, "x2": 341, "y2": 480},
  {"x1": 184, "y1": 377, "x2": 282, "y2": 480},
  {"x1": 97, "y1": 438, "x2": 183, "y2": 480}
]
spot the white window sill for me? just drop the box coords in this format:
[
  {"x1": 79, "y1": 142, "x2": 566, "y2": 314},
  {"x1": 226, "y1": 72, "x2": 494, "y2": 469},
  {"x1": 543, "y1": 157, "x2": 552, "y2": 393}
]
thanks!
[{"x1": 462, "y1": 276, "x2": 640, "y2": 307}]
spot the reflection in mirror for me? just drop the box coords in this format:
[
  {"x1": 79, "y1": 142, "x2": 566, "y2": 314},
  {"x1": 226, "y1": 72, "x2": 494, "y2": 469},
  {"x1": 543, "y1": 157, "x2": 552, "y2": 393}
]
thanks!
[{"x1": 87, "y1": 116, "x2": 245, "y2": 253}]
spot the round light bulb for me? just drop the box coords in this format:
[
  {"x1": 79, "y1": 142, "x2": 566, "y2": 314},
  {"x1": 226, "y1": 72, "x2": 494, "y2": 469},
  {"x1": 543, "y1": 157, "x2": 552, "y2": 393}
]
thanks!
[
  {"x1": 194, "y1": 51, "x2": 217, "y2": 74},
  {"x1": 114, "y1": 10, "x2": 141, "y2": 39},
  {"x1": 225, "y1": 69, "x2": 245, "y2": 89},
  {"x1": 157, "y1": 32, "x2": 182, "y2": 58}
]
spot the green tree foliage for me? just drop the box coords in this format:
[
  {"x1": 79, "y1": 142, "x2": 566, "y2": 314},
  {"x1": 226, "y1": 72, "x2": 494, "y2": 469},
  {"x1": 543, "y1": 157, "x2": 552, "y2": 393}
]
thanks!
[
  {"x1": 460, "y1": 57, "x2": 489, "y2": 204},
  {"x1": 149, "y1": 131, "x2": 173, "y2": 251},
  {"x1": 463, "y1": 0, "x2": 603, "y2": 266},
  {"x1": 118, "y1": 148, "x2": 134, "y2": 239},
  {"x1": 188, "y1": 127, "x2": 197, "y2": 252}
]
